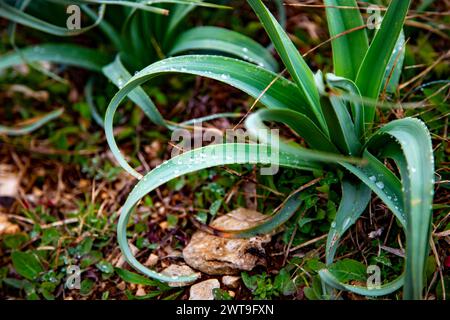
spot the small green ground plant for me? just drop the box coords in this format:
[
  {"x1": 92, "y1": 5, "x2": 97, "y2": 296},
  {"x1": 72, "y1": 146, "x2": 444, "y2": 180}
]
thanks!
[{"x1": 105, "y1": 0, "x2": 436, "y2": 300}]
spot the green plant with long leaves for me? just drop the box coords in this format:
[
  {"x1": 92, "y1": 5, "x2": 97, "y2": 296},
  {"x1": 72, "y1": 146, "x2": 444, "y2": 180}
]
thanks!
[
  {"x1": 103, "y1": 0, "x2": 436, "y2": 300},
  {"x1": 0, "y1": 0, "x2": 281, "y2": 132}
]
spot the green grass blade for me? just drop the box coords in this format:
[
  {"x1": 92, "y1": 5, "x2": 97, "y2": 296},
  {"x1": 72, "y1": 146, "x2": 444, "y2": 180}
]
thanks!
[
  {"x1": 169, "y1": 26, "x2": 279, "y2": 72},
  {"x1": 117, "y1": 143, "x2": 320, "y2": 282},
  {"x1": 0, "y1": 44, "x2": 111, "y2": 72},
  {"x1": 247, "y1": 0, "x2": 327, "y2": 134},
  {"x1": 367, "y1": 118, "x2": 435, "y2": 299},
  {"x1": 324, "y1": 0, "x2": 368, "y2": 80},
  {"x1": 0, "y1": 108, "x2": 63, "y2": 136},
  {"x1": 355, "y1": 0, "x2": 411, "y2": 124}
]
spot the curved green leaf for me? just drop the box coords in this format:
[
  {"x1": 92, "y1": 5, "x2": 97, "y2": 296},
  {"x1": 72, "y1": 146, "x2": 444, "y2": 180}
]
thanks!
[
  {"x1": 11, "y1": 251, "x2": 44, "y2": 281},
  {"x1": 0, "y1": 1, "x2": 106, "y2": 36},
  {"x1": 325, "y1": 179, "x2": 371, "y2": 265},
  {"x1": 169, "y1": 26, "x2": 279, "y2": 72},
  {"x1": 320, "y1": 178, "x2": 406, "y2": 298},
  {"x1": 367, "y1": 118, "x2": 434, "y2": 300},
  {"x1": 0, "y1": 44, "x2": 111, "y2": 72},
  {"x1": 47, "y1": 0, "x2": 169, "y2": 14},
  {"x1": 104, "y1": 55, "x2": 314, "y2": 178},
  {"x1": 245, "y1": 108, "x2": 338, "y2": 153},
  {"x1": 0, "y1": 108, "x2": 64, "y2": 136},
  {"x1": 319, "y1": 269, "x2": 404, "y2": 297},
  {"x1": 117, "y1": 143, "x2": 320, "y2": 282},
  {"x1": 340, "y1": 151, "x2": 407, "y2": 227},
  {"x1": 102, "y1": 56, "x2": 167, "y2": 128}
]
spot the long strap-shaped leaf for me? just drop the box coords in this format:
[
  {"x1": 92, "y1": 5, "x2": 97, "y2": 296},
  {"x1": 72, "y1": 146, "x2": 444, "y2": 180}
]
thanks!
[
  {"x1": 341, "y1": 151, "x2": 407, "y2": 226},
  {"x1": 169, "y1": 26, "x2": 279, "y2": 72},
  {"x1": 245, "y1": 109, "x2": 338, "y2": 153},
  {"x1": 321, "y1": 96, "x2": 361, "y2": 156},
  {"x1": 0, "y1": 44, "x2": 111, "y2": 72},
  {"x1": 326, "y1": 74, "x2": 365, "y2": 143},
  {"x1": 45, "y1": 0, "x2": 169, "y2": 14},
  {"x1": 117, "y1": 143, "x2": 320, "y2": 283},
  {"x1": 325, "y1": 179, "x2": 371, "y2": 265},
  {"x1": 0, "y1": 108, "x2": 64, "y2": 136},
  {"x1": 166, "y1": 2, "x2": 197, "y2": 41},
  {"x1": 244, "y1": 110, "x2": 363, "y2": 165},
  {"x1": 355, "y1": 0, "x2": 411, "y2": 124},
  {"x1": 247, "y1": 0, "x2": 328, "y2": 134},
  {"x1": 383, "y1": 32, "x2": 406, "y2": 94},
  {"x1": 104, "y1": 55, "x2": 315, "y2": 178},
  {"x1": 320, "y1": 152, "x2": 408, "y2": 297},
  {"x1": 319, "y1": 180, "x2": 404, "y2": 298},
  {"x1": 0, "y1": 1, "x2": 106, "y2": 36},
  {"x1": 324, "y1": 0, "x2": 368, "y2": 81},
  {"x1": 102, "y1": 56, "x2": 168, "y2": 128},
  {"x1": 319, "y1": 269, "x2": 405, "y2": 297},
  {"x1": 366, "y1": 118, "x2": 434, "y2": 300}
]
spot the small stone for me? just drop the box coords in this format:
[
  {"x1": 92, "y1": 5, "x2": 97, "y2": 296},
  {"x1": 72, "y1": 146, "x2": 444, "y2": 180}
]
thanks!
[
  {"x1": 161, "y1": 264, "x2": 200, "y2": 287},
  {"x1": 0, "y1": 214, "x2": 20, "y2": 235},
  {"x1": 189, "y1": 279, "x2": 220, "y2": 300},
  {"x1": 159, "y1": 221, "x2": 169, "y2": 230},
  {"x1": 144, "y1": 253, "x2": 159, "y2": 267},
  {"x1": 116, "y1": 281, "x2": 126, "y2": 291},
  {"x1": 0, "y1": 174, "x2": 19, "y2": 198},
  {"x1": 0, "y1": 174, "x2": 19, "y2": 208},
  {"x1": 115, "y1": 241, "x2": 138, "y2": 268},
  {"x1": 135, "y1": 285, "x2": 146, "y2": 297},
  {"x1": 222, "y1": 276, "x2": 240, "y2": 288},
  {"x1": 183, "y1": 208, "x2": 271, "y2": 275}
]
